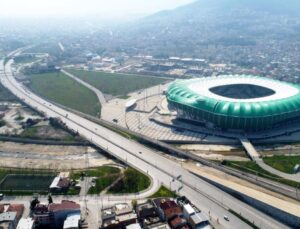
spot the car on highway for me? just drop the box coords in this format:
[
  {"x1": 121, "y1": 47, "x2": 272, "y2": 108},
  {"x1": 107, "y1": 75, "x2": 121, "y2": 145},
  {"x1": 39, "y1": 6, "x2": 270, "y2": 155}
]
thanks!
[{"x1": 224, "y1": 215, "x2": 229, "y2": 221}]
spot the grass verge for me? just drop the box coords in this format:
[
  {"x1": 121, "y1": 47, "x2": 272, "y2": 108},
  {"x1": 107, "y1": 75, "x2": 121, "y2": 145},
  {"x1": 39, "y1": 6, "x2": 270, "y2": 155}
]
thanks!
[
  {"x1": 263, "y1": 155, "x2": 300, "y2": 174},
  {"x1": 229, "y1": 209, "x2": 259, "y2": 229},
  {"x1": 149, "y1": 186, "x2": 178, "y2": 198},
  {"x1": 71, "y1": 166, "x2": 121, "y2": 195},
  {"x1": 223, "y1": 160, "x2": 300, "y2": 188},
  {"x1": 108, "y1": 168, "x2": 151, "y2": 194}
]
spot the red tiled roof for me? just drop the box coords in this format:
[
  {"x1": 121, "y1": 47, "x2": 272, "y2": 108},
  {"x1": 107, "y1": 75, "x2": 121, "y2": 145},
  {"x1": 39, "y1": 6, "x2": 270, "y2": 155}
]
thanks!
[
  {"x1": 170, "y1": 216, "x2": 182, "y2": 227},
  {"x1": 34, "y1": 204, "x2": 48, "y2": 213},
  {"x1": 0, "y1": 205, "x2": 4, "y2": 213},
  {"x1": 160, "y1": 201, "x2": 178, "y2": 210},
  {"x1": 57, "y1": 178, "x2": 70, "y2": 188},
  {"x1": 7, "y1": 204, "x2": 24, "y2": 220},
  {"x1": 179, "y1": 225, "x2": 189, "y2": 229},
  {"x1": 48, "y1": 200, "x2": 80, "y2": 212}
]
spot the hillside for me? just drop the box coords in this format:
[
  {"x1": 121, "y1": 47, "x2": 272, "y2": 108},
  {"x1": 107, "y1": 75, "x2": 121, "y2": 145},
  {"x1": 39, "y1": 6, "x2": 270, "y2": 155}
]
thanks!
[{"x1": 110, "y1": 0, "x2": 300, "y2": 57}]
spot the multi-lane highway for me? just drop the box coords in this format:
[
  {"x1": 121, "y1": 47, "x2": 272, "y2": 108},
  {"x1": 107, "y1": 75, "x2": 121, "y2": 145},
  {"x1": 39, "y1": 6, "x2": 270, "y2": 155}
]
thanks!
[{"x1": 0, "y1": 53, "x2": 291, "y2": 229}]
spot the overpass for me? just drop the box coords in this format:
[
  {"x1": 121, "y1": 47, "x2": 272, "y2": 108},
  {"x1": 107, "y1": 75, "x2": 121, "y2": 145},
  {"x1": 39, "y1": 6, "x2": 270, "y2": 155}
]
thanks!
[{"x1": 0, "y1": 53, "x2": 293, "y2": 229}]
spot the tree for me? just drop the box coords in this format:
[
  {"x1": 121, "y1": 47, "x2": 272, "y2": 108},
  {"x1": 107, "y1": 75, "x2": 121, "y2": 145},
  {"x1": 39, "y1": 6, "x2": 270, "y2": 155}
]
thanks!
[
  {"x1": 48, "y1": 194, "x2": 53, "y2": 204},
  {"x1": 131, "y1": 199, "x2": 138, "y2": 210},
  {"x1": 30, "y1": 198, "x2": 40, "y2": 211}
]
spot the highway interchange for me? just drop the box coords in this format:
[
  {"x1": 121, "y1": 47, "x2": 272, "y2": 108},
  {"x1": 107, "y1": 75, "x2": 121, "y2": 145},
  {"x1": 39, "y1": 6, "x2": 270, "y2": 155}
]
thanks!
[{"x1": 0, "y1": 50, "x2": 291, "y2": 229}]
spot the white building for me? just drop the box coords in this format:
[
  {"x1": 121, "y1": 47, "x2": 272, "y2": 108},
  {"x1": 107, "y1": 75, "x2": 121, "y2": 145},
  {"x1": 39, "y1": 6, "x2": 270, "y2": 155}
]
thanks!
[
  {"x1": 17, "y1": 218, "x2": 34, "y2": 229},
  {"x1": 63, "y1": 213, "x2": 81, "y2": 229},
  {"x1": 183, "y1": 204, "x2": 195, "y2": 218}
]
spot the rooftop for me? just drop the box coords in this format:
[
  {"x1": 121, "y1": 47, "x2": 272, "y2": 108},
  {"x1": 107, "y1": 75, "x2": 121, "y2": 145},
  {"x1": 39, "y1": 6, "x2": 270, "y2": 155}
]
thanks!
[
  {"x1": 17, "y1": 218, "x2": 34, "y2": 229},
  {"x1": 126, "y1": 223, "x2": 142, "y2": 229},
  {"x1": 190, "y1": 213, "x2": 209, "y2": 225},
  {"x1": 49, "y1": 200, "x2": 80, "y2": 212},
  {"x1": 160, "y1": 201, "x2": 178, "y2": 211},
  {"x1": 0, "y1": 212, "x2": 17, "y2": 222},
  {"x1": 63, "y1": 213, "x2": 81, "y2": 229}
]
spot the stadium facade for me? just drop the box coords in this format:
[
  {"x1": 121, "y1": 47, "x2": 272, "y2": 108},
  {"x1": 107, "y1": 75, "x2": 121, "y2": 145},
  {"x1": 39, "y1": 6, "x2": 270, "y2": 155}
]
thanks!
[{"x1": 167, "y1": 75, "x2": 300, "y2": 131}]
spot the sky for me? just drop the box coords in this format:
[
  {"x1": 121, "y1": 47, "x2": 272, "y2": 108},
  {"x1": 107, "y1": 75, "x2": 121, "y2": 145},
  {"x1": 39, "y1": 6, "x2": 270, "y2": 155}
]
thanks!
[{"x1": 0, "y1": 0, "x2": 195, "y2": 19}]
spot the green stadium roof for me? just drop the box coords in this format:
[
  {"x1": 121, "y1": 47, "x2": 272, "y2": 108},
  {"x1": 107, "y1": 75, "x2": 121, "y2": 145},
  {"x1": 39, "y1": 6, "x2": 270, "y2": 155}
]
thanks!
[{"x1": 167, "y1": 75, "x2": 300, "y2": 118}]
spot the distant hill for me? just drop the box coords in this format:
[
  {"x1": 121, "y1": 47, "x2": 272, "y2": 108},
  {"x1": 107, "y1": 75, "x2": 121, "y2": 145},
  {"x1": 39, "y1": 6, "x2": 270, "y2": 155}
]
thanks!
[{"x1": 106, "y1": 0, "x2": 300, "y2": 57}]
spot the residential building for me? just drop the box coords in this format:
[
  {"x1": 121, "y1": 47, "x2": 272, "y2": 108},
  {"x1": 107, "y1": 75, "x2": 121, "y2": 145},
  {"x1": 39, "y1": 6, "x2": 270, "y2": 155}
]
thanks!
[
  {"x1": 159, "y1": 200, "x2": 182, "y2": 221},
  {"x1": 168, "y1": 216, "x2": 187, "y2": 229},
  {"x1": 49, "y1": 200, "x2": 80, "y2": 229},
  {"x1": 32, "y1": 204, "x2": 51, "y2": 227},
  {"x1": 187, "y1": 213, "x2": 210, "y2": 229},
  {"x1": 182, "y1": 205, "x2": 195, "y2": 219},
  {"x1": 63, "y1": 213, "x2": 81, "y2": 229},
  {"x1": 136, "y1": 202, "x2": 157, "y2": 220},
  {"x1": 0, "y1": 212, "x2": 17, "y2": 229}
]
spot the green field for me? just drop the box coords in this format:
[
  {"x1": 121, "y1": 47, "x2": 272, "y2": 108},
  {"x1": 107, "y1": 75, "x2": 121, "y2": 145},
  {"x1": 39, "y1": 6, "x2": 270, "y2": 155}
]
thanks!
[
  {"x1": 108, "y1": 168, "x2": 151, "y2": 194},
  {"x1": 68, "y1": 69, "x2": 168, "y2": 97},
  {"x1": 0, "y1": 168, "x2": 56, "y2": 195},
  {"x1": 0, "y1": 174, "x2": 54, "y2": 191},
  {"x1": 149, "y1": 186, "x2": 178, "y2": 198},
  {"x1": 263, "y1": 155, "x2": 300, "y2": 174},
  {"x1": 0, "y1": 83, "x2": 18, "y2": 102},
  {"x1": 223, "y1": 160, "x2": 300, "y2": 188},
  {"x1": 28, "y1": 72, "x2": 100, "y2": 116}
]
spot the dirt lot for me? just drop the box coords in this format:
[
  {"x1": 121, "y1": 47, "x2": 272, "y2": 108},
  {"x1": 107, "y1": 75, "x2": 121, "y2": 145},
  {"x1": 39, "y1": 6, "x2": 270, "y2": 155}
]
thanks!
[
  {"x1": 0, "y1": 105, "x2": 41, "y2": 135},
  {"x1": 178, "y1": 144, "x2": 248, "y2": 161},
  {"x1": 0, "y1": 141, "x2": 116, "y2": 170},
  {"x1": 257, "y1": 144, "x2": 300, "y2": 156}
]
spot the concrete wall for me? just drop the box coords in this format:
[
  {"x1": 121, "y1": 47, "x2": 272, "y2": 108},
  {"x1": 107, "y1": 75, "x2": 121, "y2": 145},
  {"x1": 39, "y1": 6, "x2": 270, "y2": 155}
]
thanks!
[{"x1": 197, "y1": 173, "x2": 300, "y2": 228}]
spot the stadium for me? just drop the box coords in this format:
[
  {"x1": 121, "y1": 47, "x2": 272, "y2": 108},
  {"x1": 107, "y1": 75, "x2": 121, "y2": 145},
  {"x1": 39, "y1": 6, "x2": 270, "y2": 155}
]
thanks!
[{"x1": 166, "y1": 75, "x2": 300, "y2": 132}]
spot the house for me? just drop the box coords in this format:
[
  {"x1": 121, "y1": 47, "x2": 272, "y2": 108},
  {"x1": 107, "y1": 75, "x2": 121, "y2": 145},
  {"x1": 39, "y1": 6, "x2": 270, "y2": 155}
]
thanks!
[
  {"x1": 32, "y1": 204, "x2": 51, "y2": 227},
  {"x1": 169, "y1": 216, "x2": 187, "y2": 229},
  {"x1": 187, "y1": 213, "x2": 210, "y2": 229},
  {"x1": 0, "y1": 204, "x2": 24, "y2": 229},
  {"x1": 136, "y1": 202, "x2": 157, "y2": 220},
  {"x1": 17, "y1": 218, "x2": 35, "y2": 229},
  {"x1": 147, "y1": 222, "x2": 170, "y2": 229},
  {"x1": 33, "y1": 200, "x2": 80, "y2": 229},
  {"x1": 63, "y1": 212, "x2": 81, "y2": 229},
  {"x1": 159, "y1": 200, "x2": 182, "y2": 221},
  {"x1": 0, "y1": 211, "x2": 17, "y2": 229},
  {"x1": 49, "y1": 176, "x2": 71, "y2": 192},
  {"x1": 7, "y1": 204, "x2": 24, "y2": 223},
  {"x1": 126, "y1": 223, "x2": 142, "y2": 229},
  {"x1": 101, "y1": 208, "x2": 118, "y2": 229},
  {"x1": 182, "y1": 205, "x2": 195, "y2": 219},
  {"x1": 114, "y1": 204, "x2": 133, "y2": 216},
  {"x1": 49, "y1": 200, "x2": 81, "y2": 229},
  {"x1": 101, "y1": 203, "x2": 137, "y2": 229}
]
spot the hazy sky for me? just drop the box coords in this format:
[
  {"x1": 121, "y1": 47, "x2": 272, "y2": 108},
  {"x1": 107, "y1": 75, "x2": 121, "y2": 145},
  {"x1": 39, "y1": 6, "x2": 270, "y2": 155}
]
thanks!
[{"x1": 0, "y1": 0, "x2": 195, "y2": 19}]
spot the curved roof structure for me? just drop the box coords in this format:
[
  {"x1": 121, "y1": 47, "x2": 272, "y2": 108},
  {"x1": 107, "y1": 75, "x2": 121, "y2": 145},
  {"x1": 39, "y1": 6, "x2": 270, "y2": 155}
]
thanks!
[{"x1": 167, "y1": 75, "x2": 300, "y2": 131}]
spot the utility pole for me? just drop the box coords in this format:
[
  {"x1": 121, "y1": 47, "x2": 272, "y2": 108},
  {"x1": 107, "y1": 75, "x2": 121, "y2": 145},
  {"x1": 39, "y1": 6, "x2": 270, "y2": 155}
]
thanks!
[{"x1": 83, "y1": 144, "x2": 89, "y2": 219}]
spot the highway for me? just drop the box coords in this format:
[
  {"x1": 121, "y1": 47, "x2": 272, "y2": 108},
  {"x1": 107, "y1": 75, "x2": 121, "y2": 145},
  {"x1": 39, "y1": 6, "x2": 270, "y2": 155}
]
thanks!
[{"x1": 0, "y1": 54, "x2": 291, "y2": 229}]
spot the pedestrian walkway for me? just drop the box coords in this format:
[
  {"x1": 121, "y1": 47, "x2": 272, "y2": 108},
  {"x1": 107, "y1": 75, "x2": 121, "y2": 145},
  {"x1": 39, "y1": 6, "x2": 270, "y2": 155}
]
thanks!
[
  {"x1": 62, "y1": 69, "x2": 107, "y2": 105},
  {"x1": 240, "y1": 137, "x2": 300, "y2": 182}
]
